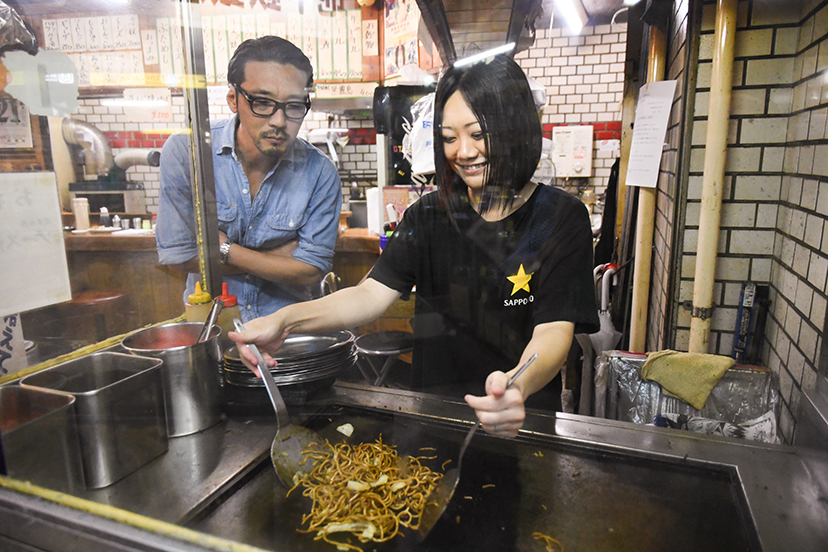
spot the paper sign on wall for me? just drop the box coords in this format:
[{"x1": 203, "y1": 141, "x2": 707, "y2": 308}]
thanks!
[
  {"x1": 625, "y1": 80, "x2": 678, "y2": 188},
  {"x1": 0, "y1": 172, "x2": 71, "y2": 318}
]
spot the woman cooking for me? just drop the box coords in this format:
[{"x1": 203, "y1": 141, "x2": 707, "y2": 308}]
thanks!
[{"x1": 230, "y1": 54, "x2": 599, "y2": 438}]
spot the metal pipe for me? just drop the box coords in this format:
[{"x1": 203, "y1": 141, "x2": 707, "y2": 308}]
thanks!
[
  {"x1": 61, "y1": 118, "x2": 114, "y2": 177},
  {"x1": 688, "y1": 0, "x2": 737, "y2": 353},
  {"x1": 628, "y1": 26, "x2": 667, "y2": 353},
  {"x1": 179, "y1": 0, "x2": 222, "y2": 299},
  {"x1": 114, "y1": 149, "x2": 160, "y2": 170}
]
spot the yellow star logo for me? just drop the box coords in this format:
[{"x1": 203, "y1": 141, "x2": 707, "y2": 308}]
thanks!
[{"x1": 507, "y1": 264, "x2": 533, "y2": 296}]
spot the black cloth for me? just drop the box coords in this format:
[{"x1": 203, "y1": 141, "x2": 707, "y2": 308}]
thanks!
[
  {"x1": 594, "y1": 157, "x2": 620, "y2": 266},
  {"x1": 369, "y1": 185, "x2": 600, "y2": 399}
]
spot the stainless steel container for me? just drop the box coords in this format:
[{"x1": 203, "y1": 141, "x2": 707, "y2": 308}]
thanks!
[
  {"x1": 20, "y1": 352, "x2": 168, "y2": 489},
  {"x1": 121, "y1": 322, "x2": 223, "y2": 437},
  {"x1": 0, "y1": 385, "x2": 85, "y2": 493}
]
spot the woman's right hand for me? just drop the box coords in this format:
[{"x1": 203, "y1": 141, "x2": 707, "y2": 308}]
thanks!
[{"x1": 227, "y1": 314, "x2": 290, "y2": 378}]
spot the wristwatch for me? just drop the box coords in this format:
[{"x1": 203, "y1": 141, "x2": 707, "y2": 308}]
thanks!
[{"x1": 219, "y1": 239, "x2": 232, "y2": 265}]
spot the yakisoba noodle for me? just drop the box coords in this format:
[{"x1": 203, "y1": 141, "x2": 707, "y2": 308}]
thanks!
[{"x1": 289, "y1": 437, "x2": 444, "y2": 552}]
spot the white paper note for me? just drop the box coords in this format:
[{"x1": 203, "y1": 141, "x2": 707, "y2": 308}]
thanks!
[
  {"x1": 0, "y1": 172, "x2": 71, "y2": 318},
  {"x1": 625, "y1": 80, "x2": 678, "y2": 188},
  {"x1": 363, "y1": 19, "x2": 378, "y2": 57}
]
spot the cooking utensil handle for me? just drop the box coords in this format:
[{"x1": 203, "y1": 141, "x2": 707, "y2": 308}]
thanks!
[
  {"x1": 508, "y1": 353, "x2": 537, "y2": 387},
  {"x1": 196, "y1": 299, "x2": 224, "y2": 343},
  {"x1": 233, "y1": 318, "x2": 290, "y2": 427},
  {"x1": 458, "y1": 353, "x2": 538, "y2": 464}
]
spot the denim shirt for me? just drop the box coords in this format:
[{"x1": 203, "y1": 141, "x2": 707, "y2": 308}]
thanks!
[{"x1": 156, "y1": 116, "x2": 342, "y2": 321}]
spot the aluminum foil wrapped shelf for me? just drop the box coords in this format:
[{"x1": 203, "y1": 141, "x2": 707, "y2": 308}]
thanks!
[{"x1": 222, "y1": 331, "x2": 356, "y2": 408}]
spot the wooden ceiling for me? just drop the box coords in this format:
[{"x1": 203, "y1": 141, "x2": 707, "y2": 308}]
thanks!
[{"x1": 416, "y1": 0, "x2": 629, "y2": 64}]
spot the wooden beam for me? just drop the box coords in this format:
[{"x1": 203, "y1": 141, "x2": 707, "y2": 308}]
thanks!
[{"x1": 416, "y1": 0, "x2": 457, "y2": 64}]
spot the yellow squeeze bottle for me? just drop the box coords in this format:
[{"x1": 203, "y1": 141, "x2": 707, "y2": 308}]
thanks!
[
  {"x1": 185, "y1": 281, "x2": 212, "y2": 322},
  {"x1": 215, "y1": 283, "x2": 241, "y2": 351}
]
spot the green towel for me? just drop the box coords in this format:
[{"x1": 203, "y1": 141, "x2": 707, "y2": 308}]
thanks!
[{"x1": 640, "y1": 350, "x2": 735, "y2": 410}]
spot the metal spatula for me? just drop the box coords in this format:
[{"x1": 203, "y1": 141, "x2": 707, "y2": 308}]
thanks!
[
  {"x1": 233, "y1": 319, "x2": 320, "y2": 488},
  {"x1": 418, "y1": 353, "x2": 538, "y2": 541}
]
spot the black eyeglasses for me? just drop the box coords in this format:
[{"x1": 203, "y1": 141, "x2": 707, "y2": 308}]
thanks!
[{"x1": 232, "y1": 84, "x2": 311, "y2": 120}]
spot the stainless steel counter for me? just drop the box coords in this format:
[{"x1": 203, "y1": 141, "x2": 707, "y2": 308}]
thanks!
[{"x1": 1, "y1": 381, "x2": 827, "y2": 552}]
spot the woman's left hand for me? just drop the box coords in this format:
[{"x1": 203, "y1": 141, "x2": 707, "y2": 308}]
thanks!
[{"x1": 464, "y1": 371, "x2": 526, "y2": 438}]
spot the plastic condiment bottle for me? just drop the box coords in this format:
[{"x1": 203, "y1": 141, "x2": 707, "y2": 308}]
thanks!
[
  {"x1": 185, "y1": 281, "x2": 213, "y2": 322},
  {"x1": 215, "y1": 283, "x2": 241, "y2": 351},
  {"x1": 99, "y1": 207, "x2": 111, "y2": 227}
]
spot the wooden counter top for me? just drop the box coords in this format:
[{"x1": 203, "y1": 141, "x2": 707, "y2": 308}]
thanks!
[
  {"x1": 336, "y1": 228, "x2": 380, "y2": 254},
  {"x1": 64, "y1": 231, "x2": 157, "y2": 252},
  {"x1": 64, "y1": 228, "x2": 378, "y2": 254}
]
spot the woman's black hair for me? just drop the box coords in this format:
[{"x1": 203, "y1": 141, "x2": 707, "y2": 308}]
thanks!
[
  {"x1": 227, "y1": 36, "x2": 313, "y2": 92},
  {"x1": 433, "y1": 54, "x2": 542, "y2": 215}
]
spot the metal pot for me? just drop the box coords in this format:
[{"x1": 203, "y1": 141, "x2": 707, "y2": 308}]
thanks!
[{"x1": 122, "y1": 322, "x2": 223, "y2": 437}]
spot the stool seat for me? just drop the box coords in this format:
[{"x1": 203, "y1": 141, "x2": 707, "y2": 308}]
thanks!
[
  {"x1": 355, "y1": 331, "x2": 413, "y2": 386},
  {"x1": 63, "y1": 289, "x2": 129, "y2": 342}
]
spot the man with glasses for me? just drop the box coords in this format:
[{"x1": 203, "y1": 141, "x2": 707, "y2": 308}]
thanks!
[{"x1": 156, "y1": 36, "x2": 342, "y2": 320}]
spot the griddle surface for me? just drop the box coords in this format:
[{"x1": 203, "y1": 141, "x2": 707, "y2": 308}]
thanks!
[{"x1": 187, "y1": 405, "x2": 759, "y2": 552}]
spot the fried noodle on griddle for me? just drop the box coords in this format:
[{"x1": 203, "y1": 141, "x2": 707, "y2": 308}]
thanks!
[{"x1": 289, "y1": 437, "x2": 444, "y2": 551}]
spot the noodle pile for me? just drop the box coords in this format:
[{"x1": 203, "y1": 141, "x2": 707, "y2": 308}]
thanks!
[{"x1": 289, "y1": 437, "x2": 444, "y2": 552}]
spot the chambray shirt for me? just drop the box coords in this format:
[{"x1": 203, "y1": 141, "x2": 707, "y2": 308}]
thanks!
[{"x1": 156, "y1": 116, "x2": 342, "y2": 321}]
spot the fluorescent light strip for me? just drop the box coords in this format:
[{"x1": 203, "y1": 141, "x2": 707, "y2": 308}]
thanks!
[
  {"x1": 557, "y1": 0, "x2": 588, "y2": 35},
  {"x1": 453, "y1": 43, "x2": 516, "y2": 68}
]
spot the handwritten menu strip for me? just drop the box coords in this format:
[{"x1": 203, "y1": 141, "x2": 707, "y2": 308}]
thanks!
[
  {"x1": 626, "y1": 80, "x2": 678, "y2": 188},
  {"x1": 212, "y1": 16, "x2": 229, "y2": 84},
  {"x1": 82, "y1": 17, "x2": 99, "y2": 51},
  {"x1": 99, "y1": 16, "x2": 114, "y2": 50},
  {"x1": 0, "y1": 172, "x2": 71, "y2": 318},
  {"x1": 170, "y1": 22, "x2": 185, "y2": 76},
  {"x1": 156, "y1": 18, "x2": 174, "y2": 80},
  {"x1": 317, "y1": 14, "x2": 333, "y2": 81},
  {"x1": 315, "y1": 82, "x2": 377, "y2": 98},
  {"x1": 270, "y1": 12, "x2": 286, "y2": 39},
  {"x1": 202, "y1": 17, "x2": 215, "y2": 84},
  {"x1": 141, "y1": 29, "x2": 158, "y2": 66},
  {"x1": 333, "y1": 11, "x2": 349, "y2": 80},
  {"x1": 241, "y1": 14, "x2": 256, "y2": 41},
  {"x1": 286, "y1": 14, "x2": 301, "y2": 61},
  {"x1": 363, "y1": 19, "x2": 378, "y2": 57},
  {"x1": 302, "y1": 12, "x2": 317, "y2": 79},
  {"x1": 347, "y1": 10, "x2": 363, "y2": 80},
  {"x1": 226, "y1": 15, "x2": 242, "y2": 58},
  {"x1": 257, "y1": 12, "x2": 272, "y2": 38},
  {"x1": 42, "y1": 19, "x2": 60, "y2": 51},
  {"x1": 70, "y1": 18, "x2": 88, "y2": 52},
  {"x1": 57, "y1": 19, "x2": 74, "y2": 52}
]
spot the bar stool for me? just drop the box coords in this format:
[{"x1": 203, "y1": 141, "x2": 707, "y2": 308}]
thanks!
[
  {"x1": 354, "y1": 331, "x2": 413, "y2": 387},
  {"x1": 61, "y1": 289, "x2": 129, "y2": 342}
]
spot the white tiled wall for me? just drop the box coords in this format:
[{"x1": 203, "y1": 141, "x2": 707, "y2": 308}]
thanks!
[
  {"x1": 672, "y1": 0, "x2": 828, "y2": 443},
  {"x1": 515, "y1": 24, "x2": 627, "y2": 197}
]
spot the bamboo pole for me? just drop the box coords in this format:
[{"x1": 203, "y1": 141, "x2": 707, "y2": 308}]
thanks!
[
  {"x1": 628, "y1": 26, "x2": 667, "y2": 353},
  {"x1": 688, "y1": 0, "x2": 737, "y2": 353}
]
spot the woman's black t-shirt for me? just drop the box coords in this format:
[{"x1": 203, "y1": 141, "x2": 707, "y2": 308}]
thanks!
[{"x1": 368, "y1": 184, "x2": 600, "y2": 398}]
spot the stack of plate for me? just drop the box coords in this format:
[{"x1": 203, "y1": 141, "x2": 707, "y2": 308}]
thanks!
[{"x1": 223, "y1": 331, "x2": 356, "y2": 406}]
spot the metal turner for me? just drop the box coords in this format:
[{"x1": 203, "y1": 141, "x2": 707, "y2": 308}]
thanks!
[{"x1": 417, "y1": 353, "x2": 538, "y2": 541}]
